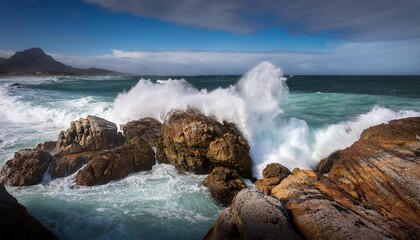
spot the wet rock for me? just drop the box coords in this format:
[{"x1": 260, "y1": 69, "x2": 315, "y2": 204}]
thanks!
[
  {"x1": 203, "y1": 167, "x2": 247, "y2": 206},
  {"x1": 161, "y1": 108, "x2": 226, "y2": 174},
  {"x1": 0, "y1": 149, "x2": 52, "y2": 186},
  {"x1": 49, "y1": 151, "x2": 96, "y2": 179},
  {"x1": 123, "y1": 117, "x2": 162, "y2": 148},
  {"x1": 205, "y1": 189, "x2": 302, "y2": 240},
  {"x1": 75, "y1": 137, "x2": 155, "y2": 186},
  {"x1": 0, "y1": 184, "x2": 57, "y2": 239},
  {"x1": 35, "y1": 141, "x2": 57, "y2": 153},
  {"x1": 57, "y1": 115, "x2": 123, "y2": 155},
  {"x1": 255, "y1": 163, "x2": 291, "y2": 195},
  {"x1": 160, "y1": 108, "x2": 253, "y2": 176},
  {"x1": 272, "y1": 117, "x2": 420, "y2": 240},
  {"x1": 207, "y1": 132, "x2": 252, "y2": 178},
  {"x1": 317, "y1": 150, "x2": 343, "y2": 174}
]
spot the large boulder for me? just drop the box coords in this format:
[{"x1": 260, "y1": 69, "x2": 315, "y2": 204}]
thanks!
[
  {"x1": 272, "y1": 117, "x2": 420, "y2": 240},
  {"x1": 205, "y1": 189, "x2": 302, "y2": 240},
  {"x1": 255, "y1": 163, "x2": 291, "y2": 195},
  {"x1": 57, "y1": 115, "x2": 123, "y2": 155},
  {"x1": 0, "y1": 149, "x2": 52, "y2": 186},
  {"x1": 0, "y1": 184, "x2": 57, "y2": 239},
  {"x1": 123, "y1": 117, "x2": 162, "y2": 148},
  {"x1": 203, "y1": 167, "x2": 247, "y2": 206},
  {"x1": 206, "y1": 131, "x2": 252, "y2": 178},
  {"x1": 75, "y1": 137, "x2": 155, "y2": 186},
  {"x1": 160, "y1": 108, "x2": 225, "y2": 173},
  {"x1": 160, "y1": 108, "x2": 253, "y2": 176}
]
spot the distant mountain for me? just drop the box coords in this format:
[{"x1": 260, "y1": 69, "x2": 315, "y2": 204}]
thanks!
[
  {"x1": 0, "y1": 58, "x2": 5, "y2": 63},
  {"x1": 0, "y1": 48, "x2": 120, "y2": 75}
]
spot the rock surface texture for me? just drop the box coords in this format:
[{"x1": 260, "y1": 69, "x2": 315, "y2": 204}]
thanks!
[
  {"x1": 0, "y1": 184, "x2": 57, "y2": 239},
  {"x1": 123, "y1": 117, "x2": 162, "y2": 148},
  {"x1": 272, "y1": 117, "x2": 420, "y2": 240},
  {"x1": 255, "y1": 163, "x2": 291, "y2": 195},
  {"x1": 160, "y1": 108, "x2": 252, "y2": 177},
  {"x1": 75, "y1": 137, "x2": 155, "y2": 186},
  {"x1": 205, "y1": 189, "x2": 302, "y2": 240},
  {"x1": 57, "y1": 115, "x2": 123, "y2": 155},
  {"x1": 0, "y1": 149, "x2": 52, "y2": 186},
  {"x1": 203, "y1": 167, "x2": 247, "y2": 206}
]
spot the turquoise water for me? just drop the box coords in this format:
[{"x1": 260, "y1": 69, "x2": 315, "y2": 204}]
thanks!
[{"x1": 1, "y1": 63, "x2": 419, "y2": 239}]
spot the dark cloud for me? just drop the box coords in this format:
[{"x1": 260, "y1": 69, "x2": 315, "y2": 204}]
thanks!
[{"x1": 85, "y1": 0, "x2": 420, "y2": 41}]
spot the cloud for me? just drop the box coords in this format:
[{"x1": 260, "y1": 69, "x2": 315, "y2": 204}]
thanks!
[
  {"x1": 48, "y1": 39, "x2": 420, "y2": 75},
  {"x1": 84, "y1": 0, "x2": 420, "y2": 41}
]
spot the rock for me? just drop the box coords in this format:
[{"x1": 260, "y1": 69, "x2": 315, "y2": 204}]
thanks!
[
  {"x1": 161, "y1": 108, "x2": 226, "y2": 173},
  {"x1": 0, "y1": 149, "x2": 52, "y2": 186},
  {"x1": 205, "y1": 189, "x2": 302, "y2": 240},
  {"x1": 255, "y1": 163, "x2": 291, "y2": 195},
  {"x1": 317, "y1": 150, "x2": 342, "y2": 174},
  {"x1": 49, "y1": 151, "x2": 96, "y2": 179},
  {"x1": 75, "y1": 137, "x2": 155, "y2": 186},
  {"x1": 122, "y1": 117, "x2": 162, "y2": 147},
  {"x1": 206, "y1": 132, "x2": 252, "y2": 178},
  {"x1": 36, "y1": 141, "x2": 57, "y2": 153},
  {"x1": 272, "y1": 117, "x2": 420, "y2": 240},
  {"x1": 160, "y1": 108, "x2": 252, "y2": 176},
  {"x1": 0, "y1": 184, "x2": 57, "y2": 239},
  {"x1": 203, "y1": 167, "x2": 247, "y2": 206},
  {"x1": 56, "y1": 115, "x2": 123, "y2": 155}
]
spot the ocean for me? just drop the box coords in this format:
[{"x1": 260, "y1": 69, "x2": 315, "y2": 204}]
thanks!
[{"x1": 1, "y1": 62, "x2": 419, "y2": 239}]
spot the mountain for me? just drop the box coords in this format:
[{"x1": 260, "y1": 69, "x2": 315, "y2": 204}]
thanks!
[
  {"x1": 0, "y1": 57, "x2": 5, "y2": 63},
  {"x1": 0, "y1": 48, "x2": 120, "y2": 75}
]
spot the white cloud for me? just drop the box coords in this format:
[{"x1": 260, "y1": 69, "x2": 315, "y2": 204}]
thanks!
[{"x1": 2, "y1": 40, "x2": 419, "y2": 75}]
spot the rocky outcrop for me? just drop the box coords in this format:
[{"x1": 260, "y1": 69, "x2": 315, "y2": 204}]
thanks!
[
  {"x1": 0, "y1": 149, "x2": 52, "y2": 186},
  {"x1": 317, "y1": 150, "x2": 343, "y2": 174},
  {"x1": 255, "y1": 163, "x2": 291, "y2": 195},
  {"x1": 160, "y1": 108, "x2": 252, "y2": 176},
  {"x1": 49, "y1": 151, "x2": 96, "y2": 179},
  {"x1": 123, "y1": 117, "x2": 162, "y2": 148},
  {"x1": 205, "y1": 189, "x2": 302, "y2": 240},
  {"x1": 75, "y1": 137, "x2": 155, "y2": 186},
  {"x1": 203, "y1": 167, "x2": 247, "y2": 206},
  {"x1": 57, "y1": 115, "x2": 123, "y2": 155},
  {"x1": 0, "y1": 184, "x2": 57, "y2": 239},
  {"x1": 272, "y1": 117, "x2": 420, "y2": 240}
]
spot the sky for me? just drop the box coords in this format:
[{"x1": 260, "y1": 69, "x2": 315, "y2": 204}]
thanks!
[{"x1": 0, "y1": 0, "x2": 419, "y2": 75}]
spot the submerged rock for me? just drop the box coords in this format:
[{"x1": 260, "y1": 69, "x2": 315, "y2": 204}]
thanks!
[
  {"x1": 0, "y1": 149, "x2": 52, "y2": 186},
  {"x1": 205, "y1": 189, "x2": 302, "y2": 240},
  {"x1": 203, "y1": 167, "x2": 247, "y2": 206},
  {"x1": 255, "y1": 163, "x2": 291, "y2": 195},
  {"x1": 57, "y1": 115, "x2": 123, "y2": 155},
  {"x1": 75, "y1": 137, "x2": 155, "y2": 186},
  {"x1": 0, "y1": 184, "x2": 57, "y2": 239},
  {"x1": 272, "y1": 117, "x2": 420, "y2": 240}
]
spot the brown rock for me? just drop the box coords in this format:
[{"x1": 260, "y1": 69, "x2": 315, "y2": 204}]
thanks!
[
  {"x1": 203, "y1": 167, "x2": 247, "y2": 206},
  {"x1": 0, "y1": 184, "x2": 57, "y2": 239},
  {"x1": 207, "y1": 132, "x2": 252, "y2": 178},
  {"x1": 317, "y1": 150, "x2": 343, "y2": 174},
  {"x1": 255, "y1": 163, "x2": 291, "y2": 195},
  {"x1": 35, "y1": 141, "x2": 57, "y2": 154},
  {"x1": 272, "y1": 117, "x2": 420, "y2": 240},
  {"x1": 0, "y1": 149, "x2": 52, "y2": 186},
  {"x1": 75, "y1": 137, "x2": 155, "y2": 186},
  {"x1": 205, "y1": 189, "x2": 302, "y2": 240},
  {"x1": 123, "y1": 117, "x2": 162, "y2": 147},
  {"x1": 57, "y1": 115, "x2": 123, "y2": 155},
  {"x1": 49, "y1": 151, "x2": 96, "y2": 179},
  {"x1": 161, "y1": 108, "x2": 225, "y2": 173}
]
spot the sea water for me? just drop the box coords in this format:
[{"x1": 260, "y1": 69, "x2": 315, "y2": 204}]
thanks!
[{"x1": 1, "y1": 62, "x2": 419, "y2": 239}]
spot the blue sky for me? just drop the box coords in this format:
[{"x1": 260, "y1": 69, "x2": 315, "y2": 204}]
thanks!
[{"x1": 1, "y1": 0, "x2": 419, "y2": 75}]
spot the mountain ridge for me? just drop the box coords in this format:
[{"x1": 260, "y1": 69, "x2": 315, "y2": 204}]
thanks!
[{"x1": 0, "y1": 48, "x2": 120, "y2": 75}]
